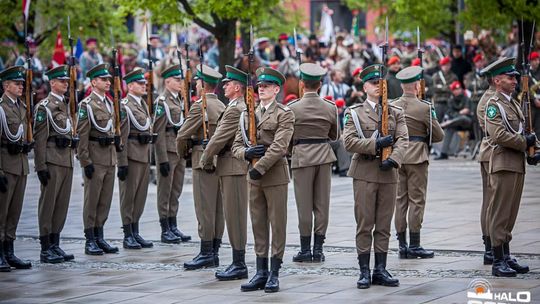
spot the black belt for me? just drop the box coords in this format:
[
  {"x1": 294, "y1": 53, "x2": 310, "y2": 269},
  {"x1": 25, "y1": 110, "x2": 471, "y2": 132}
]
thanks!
[
  {"x1": 89, "y1": 136, "x2": 114, "y2": 146},
  {"x1": 191, "y1": 139, "x2": 204, "y2": 146},
  {"x1": 293, "y1": 138, "x2": 329, "y2": 146},
  {"x1": 360, "y1": 154, "x2": 380, "y2": 161},
  {"x1": 409, "y1": 136, "x2": 427, "y2": 143},
  {"x1": 1, "y1": 140, "x2": 33, "y2": 154},
  {"x1": 47, "y1": 135, "x2": 73, "y2": 148},
  {"x1": 218, "y1": 145, "x2": 232, "y2": 156}
]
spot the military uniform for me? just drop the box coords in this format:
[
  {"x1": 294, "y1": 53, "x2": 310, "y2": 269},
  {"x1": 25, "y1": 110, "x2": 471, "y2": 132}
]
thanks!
[
  {"x1": 178, "y1": 64, "x2": 225, "y2": 270},
  {"x1": 200, "y1": 66, "x2": 250, "y2": 280},
  {"x1": 432, "y1": 58, "x2": 458, "y2": 122},
  {"x1": 34, "y1": 65, "x2": 75, "y2": 263},
  {"x1": 343, "y1": 64, "x2": 408, "y2": 289},
  {"x1": 232, "y1": 68, "x2": 294, "y2": 293},
  {"x1": 391, "y1": 66, "x2": 444, "y2": 260},
  {"x1": 288, "y1": 63, "x2": 339, "y2": 263},
  {"x1": 77, "y1": 63, "x2": 118, "y2": 255},
  {"x1": 0, "y1": 66, "x2": 32, "y2": 271}
]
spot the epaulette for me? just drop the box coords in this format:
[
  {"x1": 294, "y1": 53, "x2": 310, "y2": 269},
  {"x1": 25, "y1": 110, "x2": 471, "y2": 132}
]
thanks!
[
  {"x1": 389, "y1": 98, "x2": 399, "y2": 104},
  {"x1": 420, "y1": 99, "x2": 432, "y2": 106},
  {"x1": 121, "y1": 98, "x2": 129, "y2": 105},
  {"x1": 287, "y1": 99, "x2": 300, "y2": 106},
  {"x1": 39, "y1": 99, "x2": 50, "y2": 107},
  {"x1": 81, "y1": 96, "x2": 91, "y2": 104},
  {"x1": 322, "y1": 98, "x2": 335, "y2": 106},
  {"x1": 389, "y1": 104, "x2": 403, "y2": 111},
  {"x1": 159, "y1": 95, "x2": 166, "y2": 101},
  {"x1": 277, "y1": 103, "x2": 290, "y2": 112},
  {"x1": 349, "y1": 103, "x2": 362, "y2": 109},
  {"x1": 229, "y1": 100, "x2": 238, "y2": 107},
  {"x1": 0, "y1": 97, "x2": 3, "y2": 104}
]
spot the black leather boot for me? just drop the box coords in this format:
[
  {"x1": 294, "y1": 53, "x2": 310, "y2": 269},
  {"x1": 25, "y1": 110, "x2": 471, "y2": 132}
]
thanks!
[
  {"x1": 123, "y1": 224, "x2": 142, "y2": 249},
  {"x1": 357, "y1": 253, "x2": 371, "y2": 289},
  {"x1": 84, "y1": 228, "x2": 103, "y2": 255},
  {"x1": 503, "y1": 242, "x2": 529, "y2": 274},
  {"x1": 132, "y1": 222, "x2": 153, "y2": 248},
  {"x1": 184, "y1": 241, "x2": 216, "y2": 270},
  {"x1": 371, "y1": 253, "x2": 399, "y2": 287},
  {"x1": 492, "y1": 245, "x2": 516, "y2": 277},
  {"x1": 160, "y1": 218, "x2": 181, "y2": 244},
  {"x1": 313, "y1": 234, "x2": 326, "y2": 262},
  {"x1": 292, "y1": 236, "x2": 312, "y2": 262},
  {"x1": 397, "y1": 232, "x2": 408, "y2": 259},
  {"x1": 0, "y1": 241, "x2": 11, "y2": 272},
  {"x1": 482, "y1": 236, "x2": 493, "y2": 265},
  {"x1": 39, "y1": 235, "x2": 63, "y2": 264},
  {"x1": 241, "y1": 257, "x2": 269, "y2": 292},
  {"x1": 213, "y1": 239, "x2": 221, "y2": 266},
  {"x1": 264, "y1": 257, "x2": 282, "y2": 293},
  {"x1": 50, "y1": 233, "x2": 74, "y2": 261},
  {"x1": 94, "y1": 227, "x2": 119, "y2": 253},
  {"x1": 168, "y1": 217, "x2": 191, "y2": 242},
  {"x1": 407, "y1": 232, "x2": 434, "y2": 259},
  {"x1": 434, "y1": 153, "x2": 448, "y2": 160},
  {"x1": 4, "y1": 240, "x2": 32, "y2": 269},
  {"x1": 216, "y1": 249, "x2": 249, "y2": 281}
]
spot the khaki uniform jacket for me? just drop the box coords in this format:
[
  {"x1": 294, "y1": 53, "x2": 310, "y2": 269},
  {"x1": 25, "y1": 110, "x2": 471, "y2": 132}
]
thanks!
[
  {"x1": 177, "y1": 93, "x2": 225, "y2": 170},
  {"x1": 464, "y1": 71, "x2": 490, "y2": 104},
  {"x1": 392, "y1": 93, "x2": 444, "y2": 164},
  {"x1": 476, "y1": 86, "x2": 496, "y2": 162},
  {"x1": 33, "y1": 93, "x2": 75, "y2": 171},
  {"x1": 343, "y1": 101, "x2": 408, "y2": 183},
  {"x1": 76, "y1": 91, "x2": 117, "y2": 167},
  {"x1": 432, "y1": 70, "x2": 458, "y2": 103},
  {"x1": 288, "y1": 92, "x2": 339, "y2": 168},
  {"x1": 153, "y1": 89, "x2": 183, "y2": 165},
  {"x1": 232, "y1": 101, "x2": 295, "y2": 187},
  {"x1": 200, "y1": 96, "x2": 248, "y2": 176},
  {"x1": 117, "y1": 94, "x2": 151, "y2": 166},
  {"x1": 0, "y1": 95, "x2": 29, "y2": 175}
]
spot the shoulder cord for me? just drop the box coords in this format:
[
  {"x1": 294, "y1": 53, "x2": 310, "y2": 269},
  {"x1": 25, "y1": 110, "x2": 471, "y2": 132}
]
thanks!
[{"x1": 0, "y1": 106, "x2": 24, "y2": 141}]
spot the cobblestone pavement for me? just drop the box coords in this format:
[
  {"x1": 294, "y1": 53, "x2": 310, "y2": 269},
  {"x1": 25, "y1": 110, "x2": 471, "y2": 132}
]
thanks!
[{"x1": 2, "y1": 158, "x2": 539, "y2": 303}]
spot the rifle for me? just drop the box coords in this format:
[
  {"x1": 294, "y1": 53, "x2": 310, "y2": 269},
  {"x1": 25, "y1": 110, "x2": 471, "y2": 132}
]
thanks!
[
  {"x1": 112, "y1": 49, "x2": 123, "y2": 150},
  {"x1": 417, "y1": 26, "x2": 426, "y2": 100},
  {"x1": 294, "y1": 27, "x2": 303, "y2": 98},
  {"x1": 146, "y1": 22, "x2": 154, "y2": 117},
  {"x1": 184, "y1": 43, "x2": 192, "y2": 115},
  {"x1": 246, "y1": 25, "x2": 257, "y2": 165},
  {"x1": 378, "y1": 16, "x2": 391, "y2": 161},
  {"x1": 23, "y1": 18, "x2": 33, "y2": 146},
  {"x1": 67, "y1": 16, "x2": 79, "y2": 146},
  {"x1": 177, "y1": 47, "x2": 190, "y2": 118},
  {"x1": 521, "y1": 19, "x2": 536, "y2": 157},
  {"x1": 199, "y1": 48, "x2": 208, "y2": 140}
]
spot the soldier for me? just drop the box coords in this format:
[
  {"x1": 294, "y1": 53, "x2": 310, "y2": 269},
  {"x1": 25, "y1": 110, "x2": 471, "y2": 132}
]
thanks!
[
  {"x1": 117, "y1": 68, "x2": 153, "y2": 249},
  {"x1": 392, "y1": 66, "x2": 444, "y2": 260},
  {"x1": 153, "y1": 64, "x2": 191, "y2": 244},
  {"x1": 177, "y1": 64, "x2": 225, "y2": 270},
  {"x1": 464, "y1": 54, "x2": 490, "y2": 114},
  {"x1": 386, "y1": 56, "x2": 403, "y2": 99},
  {"x1": 0, "y1": 66, "x2": 33, "y2": 271},
  {"x1": 288, "y1": 63, "x2": 339, "y2": 263},
  {"x1": 34, "y1": 65, "x2": 76, "y2": 263},
  {"x1": 432, "y1": 57, "x2": 458, "y2": 122},
  {"x1": 483, "y1": 57, "x2": 540, "y2": 277},
  {"x1": 200, "y1": 65, "x2": 249, "y2": 280},
  {"x1": 342, "y1": 64, "x2": 408, "y2": 289},
  {"x1": 232, "y1": 67, "x2": 294, "y2": 293},
  {"x1": 77, "y1": 63, "x2": 119, "y2": 255}
]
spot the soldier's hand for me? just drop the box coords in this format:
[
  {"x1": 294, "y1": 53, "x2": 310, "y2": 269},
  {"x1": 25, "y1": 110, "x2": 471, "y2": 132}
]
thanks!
[
  {"x1": 37, "y1": 170, "x2": 51, "y2": 187},
  {"x1": 379, "y1": 158, "x2": 398, "y2": 171},
  {"x1": 117, "y1": 166, "x2": 128, "y2": 181},
  {"x1": 203, "y1": 163, "x2": 216, "y2": 174},
  {"x1": 0, "y1": 174, "x2": 7, "y2": 193},
  {"x1": 84, "y1": 164, "x2": 95, "y2": 179},
  {"x1": 114, "y1": 135, "x2": 124, "y2": 152},
  {"x1": 202, "y1": 139, "x2": 210, "y2": 149},
  {"x1": 525, "y1": 134, "x2": 537, "y2": 148},
  {"x1": 527, "y1": 153, "x2": 540, "y2": 166},
  {"x1": 245, "y1": 145, "x2": 266, "y2": 160},
  {"x1": 376, "y1": 135, "x2": 394, "y2": 150},
  {"x1": 159, "y1": 162, "x2": 171, "y2": 177},
  {"x1": 249, "y1": 168, "x2": 263, "y2": 180}
]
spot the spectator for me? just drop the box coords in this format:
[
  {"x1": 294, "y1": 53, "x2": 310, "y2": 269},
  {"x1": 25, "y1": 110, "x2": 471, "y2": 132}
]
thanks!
[
  {"x1": 274, "y1": 33, "x2": 292, "y2": 62},
  {"x1": 530, "y1": 51, "x2": 540, "y2": 135},
  {"x1": 320, "y1": 70, "x2": 350, "y2": 100},
  {"x1": 79, "y1": 38, "x2": 104, "y2": 83},
  {"x1": 304, "y1": 34, "x2": 322, "y2": 63},
  {"x1": 450, "y1": 45, "x2": 472, "y2": 82},
  {"x1": 464, "y1": 54, "x2": 489, "y2": 115},
  {"x1": 205, "y1": 38, "x2": 219, "y2": 69},
  {"x1": 254, "y1": 37, "x2": 278, "y2": 67},
  {"x1": 345, "y1": 67, "x2": 365, "y2": 106},
  {"x1": 386, "y1": 56, "x2": 403, "y2": 99},
  {"x1": 432, "y1": 56, "x2": 459, "y2": 122},
  {"x1": 137, "y1": 35, "x2": 165, "y2": 68}
]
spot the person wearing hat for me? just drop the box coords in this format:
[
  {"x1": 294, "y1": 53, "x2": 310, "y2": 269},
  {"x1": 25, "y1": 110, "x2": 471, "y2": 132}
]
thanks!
[
  {"x1": 432, "y1": 56, "x2": 458, "y2": 123},
  {"x1": 0, "y1": 66, "x2": 32, "y2": 271},
  {"x1": 116, "y1": 68, "x2": 153, "y2": 250},
  {"x1": 342, "y1": 64, "x2": 408, "y2": 289},
  {"x1": 274, "y1": 33, "x2": 292, "y2": 62},
  {"x1": 199, "y1": 65, "x2": 249, "y2": 280},
  {"x1": 79, "y1": 38, "x2": 103, "y2": 83},
  {"x1": 153, "y1": 64, "x2": 191, "y2": 244},
  {"x1": 529, "y1": 51, "x2": 540, "y2": 136},
  {"x1": 410, "y1": 58, "x2": 435, "y2": 100},
  {"x1": 483, "y1": 57, "x2": 540, "y2": 277},
  {"x1": 34, "y1": 65, "x2": 76, "y2": 264},
  {"x1": 232, "y1": 67, "x2": 294, "y2": 293},
  {"x1": 77, "y1": 63, "x2": 119, "y2": 256},
  {"x1": 345, "y1": 67, "x2": 365, "y2": 106},
  {"x1": 178, "y1": 64, "x2": 226, "y2": 270},
  {"x1": 450, "y1": 45, "x2": 472, "y2": 83},
  {"x1": 386, "y1": 56, "x2": 403, "y2": 99},
  {"x1": 391, "y1": 66, "x2": 444, "y2": 260},
  {"x1": 288, "y1": 63, "x2": 339, "y2": 264},
  {"x1": 464, "y1": 54, "x2": 490, "y2": 114}
]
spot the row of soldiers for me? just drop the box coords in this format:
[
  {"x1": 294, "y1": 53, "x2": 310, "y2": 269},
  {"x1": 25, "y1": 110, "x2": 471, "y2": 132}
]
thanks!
[{"x1": 0, "y1": 54, "x2": 538, "y2": 292}]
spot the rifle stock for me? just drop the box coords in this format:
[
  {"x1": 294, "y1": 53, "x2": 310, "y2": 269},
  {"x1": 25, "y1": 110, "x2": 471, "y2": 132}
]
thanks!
[
  {"x1": 184, "y1": 45, "x2": 192, "y2": 118},
  {"x1": 25, "y1": 59, "x2": 33, "y2": 143},
  {"x1": 176, "y1": 47, "x2": 190, "y2": 118},
  {"x1": 247, "y1": 25, "x2": 258, "y2": 165},
  {"x1": 112, "y1": 49, "x2": 122, "y2": 145},
  {"x1": 68, "y1": 16, "x2": 78, "y2": 136},
  {"x1": 521, "y1": 19, "x2": 536, "y2": 157},
  {"x1": 417, "y1": 27, "x2": 426, "y2": 100},
  {"x1": 199, "y1": 50, "x2": 208, "y2": 140},
  {"x1": 379, "y1": 17, "x2": 391, "y2": 161}
]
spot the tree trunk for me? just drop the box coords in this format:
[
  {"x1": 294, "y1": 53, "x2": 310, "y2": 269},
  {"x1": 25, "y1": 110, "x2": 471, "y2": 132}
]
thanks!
[{"x1": 216, "y1": 19, "x2": 237, "y2": 76}]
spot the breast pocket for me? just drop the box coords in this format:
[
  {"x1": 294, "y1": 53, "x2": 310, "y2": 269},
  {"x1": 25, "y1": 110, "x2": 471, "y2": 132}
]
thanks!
[
  {"x1": 94, "y1": 111, "x2": 110, "y2": 125},
  {"x1": 54, "y1": 112, "x2": 68, "y2": 127},
  {"x1": 506, "y1": 113, "x2": 521, "y2": 132},
  {"x1": 361, "y1": 123, "x2": 377, "y2": 138},
  {"x1": 169, "y1": 105, "x2": 181, "y2": 122}
]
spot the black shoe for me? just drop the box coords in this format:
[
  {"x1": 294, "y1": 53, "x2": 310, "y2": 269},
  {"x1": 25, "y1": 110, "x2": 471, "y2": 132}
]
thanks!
[
  {"x1": 293, "y1": 236, "x2": 312, "y2": 262},
  {"x1": 213, "y1": 239, "x2": 221, "y2": 266},
  {"x1": 492, "y1": 245, "x2": 516, "y2": 277},
  {"x1": 123, "y1": 224, "x2": 142, "y2": 249},
  {"x1": 168, "y1": 217, "x2": 191, "y2": 242},
  {"x1": 84, "y1": 228, "x2": 103, "y2": 255},
  {"x1": 313, "y1": 234, "x2": 326, "y2": 262},
  {"x1": 0, "y1": 242, "x2": 11, "y2": 272},
  {"x1": 50, "y1": 233, "x2": 74, "y2": 261},
  {"x1": 241, "y1": 257, "x2": 269, "y2": 292},
  {"x1": 397, "y1": 232, "x2": 408, "y2": 259},
  {"x1": 503, "y1": 242, "x2": 529, "y2": 274},
  {"x1": 216, "y1": 249, "x2": 248, "y2": 281},
  {"x1": 482, "y1": 236, "x2": 493, "y2": 265},
  {"x1": 94, "y1": 227, "x2": 119, "y2": 253},
  {"x1": 357, "y1": 253, "x2": 371, "y2": 289},
  {"x1": 39, "y1": 236, "x2": 63, "y2": 264},
  {"x1": 407, "y1": 232, "x2": 434, "y2": 259},
  {"x1": 132, "y1": 223, "x2": 153, "y2": 248},
  {"x1": 159, "y1": 218, "x2": 181, "y2": 244},
  {"x1": 264, "y1": 257, "x2": 282, "y2": 293},
  {"x1": 434, "y1": 153, "x2": 448, "y2": 160},
  {"x1": 338, "y1": 170, "x2": 348, "y2": 177},
  {"x1": 3, "y1": 240, "x2": 32, "y2": 269},
  {"x1": 184, "y1": 241, "x2": 216, "y2": 270},
  {"x1": 371, "y1": 253, "x2": 399, "y2": 287}
]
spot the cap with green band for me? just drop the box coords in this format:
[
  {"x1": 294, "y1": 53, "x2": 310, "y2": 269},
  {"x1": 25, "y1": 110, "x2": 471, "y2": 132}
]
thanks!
[
  {"x1": 299, "y1": 62, "x2": 326, "y2": 81},
  {"x1": 194, "y1": 64, "x2": 222, "y2": 84},
  {"x1": 396, "y1": 66, "x2": 423, "y2": 84},
  {"x1": 256, "y1": 67, "x2": 286, "y2": 86},
  {"x1": 359, "y1": 64, "x2": 384, "y2": 83},
  {"x1": 222, "y1": 65, "x2": 248, "y2": 83},
  {"x1": 0, "y1": 66, "x2": 26, "y2": 82},
  {"x1": 123, "y1": 68, "x2": 147, "y2": 84},
  {"x1": 480, "y1": 57, "x2": 519, "y2": 77},
  {"x1": 86, "y1": 63, "x2": 112, "y2": 80},
  {"x1": 46, "y1": 65, "x2": 70, "y2": 81},
  {"x1": 161, "y1": 64, "x2": 183, "y2": 79}
]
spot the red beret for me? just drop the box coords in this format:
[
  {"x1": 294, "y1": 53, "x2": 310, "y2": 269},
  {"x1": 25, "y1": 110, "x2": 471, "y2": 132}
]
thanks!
[
  {"x1": 530, "y1": 51, "x2": 539, "y2": 61},
  {"x1": 278, "y1": 33, "x2": 288, "y2": 41},
  {"x1": 411, "y1": 58, "x2": 421, "y2": 66},
  {"x1": 449, "y1": 80, "x2": 461, "y2": 91},
  {"x1": 352, "y1": 67, "x2": 363, "y2": 77},
  {"x1": 283, "y1": 94, "x2": 298, "y2": 105},
  {"x1": 86, "y1": 38, "x2": 97, "y2": 45},
  {"x1": 439, "y1": 56, "x2": 451, "y2": 66},
  {"x1": 387, "y1": 56, "x2": 400, "y2": 66},
  {"x1": 473, "y1": 54, "x2": 483, "y2": 63},
  {"x1": 324, "y1": 95, "x2": 333, "y2": 101},
  {"x1": 335, "y1": 99, "x2": 345, "y2": 108}
]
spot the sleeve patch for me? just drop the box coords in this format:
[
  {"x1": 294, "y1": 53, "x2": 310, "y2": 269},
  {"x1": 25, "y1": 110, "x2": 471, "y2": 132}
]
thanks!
[
  {"x1": 431, "y1": 108, "x2": 437, "y2": 119},
  {"x1": 36, "y1": 110, "x2": 46, "y2": 122},
  {"x1": 156, "y1": 104, "x2": 165, "y2": 116},
  {"x1": 486, "y1": 105, "x2": 498, "y2": 119},
  {"x1": 78, "y1": 107, "x2": 88, "y2": 120}
]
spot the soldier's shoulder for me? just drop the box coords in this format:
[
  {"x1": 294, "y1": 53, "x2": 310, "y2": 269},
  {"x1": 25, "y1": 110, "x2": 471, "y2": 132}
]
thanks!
[
  {"x1": 37, "y1": 98, "x2": 50, "y2": 108},
  {"x1": 121, "y1": 98, "x2": 129, "y2": 105},
  {"x1": 349, "y1": 103, "x2": 363, "y2": 109},
  {"x1": 419, "y1": 99, "x2": 432, "y2": 106},
  {"x1": 322, "y1": 97, "x2": 336, "y2": 107},
  {"x1": 389, "y1": 104, "x2": 403, "y2": 110},
  {"x1": 286, "y1": 99, "x2": 300, "y2": 107},
  {"x1": 277, "y1": 103, "x2": 291, "y2": 112},
  {"x1": 154, "y1": 95, "x2": 166, "y2": 104}
]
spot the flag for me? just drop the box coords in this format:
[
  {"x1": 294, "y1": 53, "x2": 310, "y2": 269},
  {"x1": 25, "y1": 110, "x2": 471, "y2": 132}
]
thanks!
[
  {"x1": 22, "y1": 0, "x2": 31, "y2": 20},
  {"x1": 74, "y1": 37, "x2": 83, "y2": 61},
  {"x1": 52, "y1": 30, "x2": 66, "y2": 66}
]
